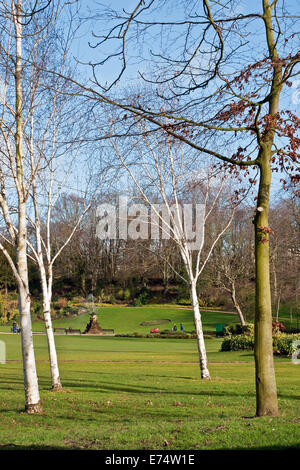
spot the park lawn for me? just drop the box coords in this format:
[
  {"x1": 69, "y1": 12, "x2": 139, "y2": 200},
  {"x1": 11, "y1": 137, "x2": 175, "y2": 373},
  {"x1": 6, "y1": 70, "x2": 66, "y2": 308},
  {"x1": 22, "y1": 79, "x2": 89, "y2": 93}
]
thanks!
[
  {"x1": 0, "y1": 334, "x2": 299, "y2": 450},
  {"x1": 1, "y1": 305, "x2": 238, "y2": 335},
  {"x1": 0, "y1": 305, "x2": 239, "y2": 335}
]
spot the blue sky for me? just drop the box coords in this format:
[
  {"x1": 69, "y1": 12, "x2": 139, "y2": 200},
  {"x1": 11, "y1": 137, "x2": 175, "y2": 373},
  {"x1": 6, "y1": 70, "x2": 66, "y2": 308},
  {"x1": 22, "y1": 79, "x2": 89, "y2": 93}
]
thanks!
[{"x1": 70, "y1": 0, "x2": 300, "y2": 201}]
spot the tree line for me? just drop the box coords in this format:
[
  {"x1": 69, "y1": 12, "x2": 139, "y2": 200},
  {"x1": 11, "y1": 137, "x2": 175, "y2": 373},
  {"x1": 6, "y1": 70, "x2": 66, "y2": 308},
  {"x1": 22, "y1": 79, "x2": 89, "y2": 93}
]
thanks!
[{"x1": 2, "y1": 191, "x2": 298, "y2": 319}]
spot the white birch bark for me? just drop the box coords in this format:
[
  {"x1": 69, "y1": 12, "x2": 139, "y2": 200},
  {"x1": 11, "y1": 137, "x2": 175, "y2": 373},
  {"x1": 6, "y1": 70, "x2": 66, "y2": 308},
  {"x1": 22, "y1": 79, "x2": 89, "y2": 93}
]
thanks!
[
  {"x1": 18, "y1": 284, "x2": 41, "y2": 412},
  {"x1": 18, "y1": 202, "x2": 41, "y2": 411},
  {"x1": 14, "y1": 0, "x2": 41, "y2": 412},
  {"x1": 43, "y1": 298, "x2": 62, "y2": 390},
  {"x1": 190, "y1": 281, "x2": 210, "y2": 379},
  {"x1": 39, "y1": 258, "x2": 62, "y2": 390}
]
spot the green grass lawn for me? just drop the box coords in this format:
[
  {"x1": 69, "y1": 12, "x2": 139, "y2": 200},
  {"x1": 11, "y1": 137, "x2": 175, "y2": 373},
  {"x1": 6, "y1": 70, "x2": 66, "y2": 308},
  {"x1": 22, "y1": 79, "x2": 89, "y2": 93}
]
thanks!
[
  {"x1": 45, "y1": 305, "x2": 239, "y2": 335},
  {"x1": 0, "y1": 305, "x2": 239, "y2": 335},
  {"x1": 0, "y1": 333, "x2": 299, "y2": 450}
]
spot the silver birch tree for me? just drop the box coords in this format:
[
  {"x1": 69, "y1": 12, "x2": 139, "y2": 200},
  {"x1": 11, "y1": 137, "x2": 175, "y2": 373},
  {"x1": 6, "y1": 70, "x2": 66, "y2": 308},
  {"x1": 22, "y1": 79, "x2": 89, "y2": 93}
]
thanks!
[
  {"x1": 0, "y1": 0, "x2": 64, "y2": 411},
  {"x1": 107, "y1": 128, "x2": 240, "y2": 379}
]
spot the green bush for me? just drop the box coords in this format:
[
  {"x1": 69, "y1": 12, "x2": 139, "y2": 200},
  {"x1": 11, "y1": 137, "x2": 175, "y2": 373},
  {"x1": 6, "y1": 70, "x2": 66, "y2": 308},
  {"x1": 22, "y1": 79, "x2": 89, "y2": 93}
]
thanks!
[
  {"x1": 0, "y1": 292, "x2": 4, "y2": 319},
  {"x1": 116, "y1": 289, "x2": 124, "y2": 300},
  {"x1": 150, "y1": 332, "x2": 196, "y2": 339},
  {"x1": 205, "y1": 296, "x2": 216, "y2": 307},
  {"x1": 65, "y1": 292, "x2": 76, "y2": 301},
  {"x1": 97, "y1": 289, "x2": 111, "y2": 303},
  {"x1": 124, "y1": 288, "x2": 131, "y2": 301},
  {"x1": 223, "y1": 323, "x2": 254, "y2": 336},
  {"x1": 177, "y1": 298, "x2": 192, "y2": 306},
  {"x1": 132, "y1": 297, "x2": 143, "y2": 307},
  {"x1": 221, "y1": 332, "x2": 300, "y2": 356},
  {"x1": 62, "y1": 306, "x2": 78, "y2": 316},
  {"x1": 139, "y1": 287, "x2": 149, "y2": 305},
  {"x1": 273, "y1": 333, "x2": 300, "y2": 356},
  {"x1": 110, "y1": 295, "x2": 116, "y2": 304},
  {"x1": 132, "y1": 289, "x2": 149, "y2": 306},
  {"x1": 32, "y1": 300, "x2": 43, "y2": 318},
  {"x1": 72, "y1": 296, "x2": 85, "y2": 303},
  {"x1": 221, "y1": 334, "x2": 255, "y2": 351},
  {"x1": 0, "y1": 292, "x2": 10, "y2": 322},
  {"x1": 0, "y1": 308, "x2": 18, "y2": 325},
  {"x1": 176, "y1": 283, "x2": 190, "y2": 300},
  {"x1": 115, "y1": 332, "x2": 143, "y2": 338}
]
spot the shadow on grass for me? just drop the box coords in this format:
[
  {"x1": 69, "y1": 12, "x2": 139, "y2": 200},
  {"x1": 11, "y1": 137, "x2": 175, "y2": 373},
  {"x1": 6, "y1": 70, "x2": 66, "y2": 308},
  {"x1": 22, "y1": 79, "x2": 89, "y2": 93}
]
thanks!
[
  {"x1": 278, "y1": 394, "x2": 300, "y2": 400},
  {"x1": 58, "y1": 377, "x2": 254, "y2": 398},
  {"x1": 0, "y1": 444, "x2": 72, "y2": 450}
]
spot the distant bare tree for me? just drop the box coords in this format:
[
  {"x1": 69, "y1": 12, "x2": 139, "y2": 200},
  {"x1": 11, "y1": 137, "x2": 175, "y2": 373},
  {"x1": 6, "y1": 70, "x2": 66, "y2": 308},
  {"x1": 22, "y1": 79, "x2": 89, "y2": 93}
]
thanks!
[{"x1": 208, "y1": 208, "x2": 254, "y2": 326}]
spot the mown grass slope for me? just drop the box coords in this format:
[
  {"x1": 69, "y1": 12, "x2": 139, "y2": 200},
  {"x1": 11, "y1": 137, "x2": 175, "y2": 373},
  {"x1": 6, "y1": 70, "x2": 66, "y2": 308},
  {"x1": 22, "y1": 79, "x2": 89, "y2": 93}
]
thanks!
[
  {"x1": 0, "y1": 333, "x2": 299, "y2": 450},
  {"x1": 15, "y1": 305, "x2": 238, "y2": 335}
]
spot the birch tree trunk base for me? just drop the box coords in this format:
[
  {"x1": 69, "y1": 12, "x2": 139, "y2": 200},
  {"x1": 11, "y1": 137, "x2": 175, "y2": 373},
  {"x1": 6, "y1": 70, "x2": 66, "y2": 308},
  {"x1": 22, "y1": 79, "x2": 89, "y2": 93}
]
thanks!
[
  {"x1": 201, "y1": 374, "x2": 211, "y2": 380},
  {"x1": 43, "y1": 306, "x2": 62, "y2": 391},
  {"x1": 25, "y1": 402, "x2": 43, "y2": 414},
  {"x1": 190, "y1": 283, "x2": 211, "y2": 380},
  {"x1": 51, "y1": 380, "x2": 63, "y2": 392}
]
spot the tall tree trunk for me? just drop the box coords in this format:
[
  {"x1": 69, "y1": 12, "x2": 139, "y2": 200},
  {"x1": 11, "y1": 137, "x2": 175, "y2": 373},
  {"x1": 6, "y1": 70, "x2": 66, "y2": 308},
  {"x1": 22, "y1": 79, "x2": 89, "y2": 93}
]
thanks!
[
  {"x1": 15, "y1": 0, "x2": 41, "y2": 413},
  {"x1": 18, "y1": 207, "x2": 42, "y2": 413},
  {"x1": 190, "y1": 281, "x2": 210, "y2": 379},
  {"x1": 251, "y1": 0, "x2": 282, "y2": 417},
  {"x1": 254, "y1": 160, "x2": 278, "y2": 416}
]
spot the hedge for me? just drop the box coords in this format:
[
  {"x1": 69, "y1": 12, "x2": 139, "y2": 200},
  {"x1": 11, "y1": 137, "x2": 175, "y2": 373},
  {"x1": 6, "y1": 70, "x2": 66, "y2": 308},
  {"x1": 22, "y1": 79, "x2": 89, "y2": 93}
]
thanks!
[
  {"x1": 221, "y1": 334, "x2": 254, "y2": 351},
  {"x1": 221, "y1": 332, "x2": 300, "y2": 356},
  {"x1": 223, "y1": 323, "x2": 254, "y2": 337}
]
